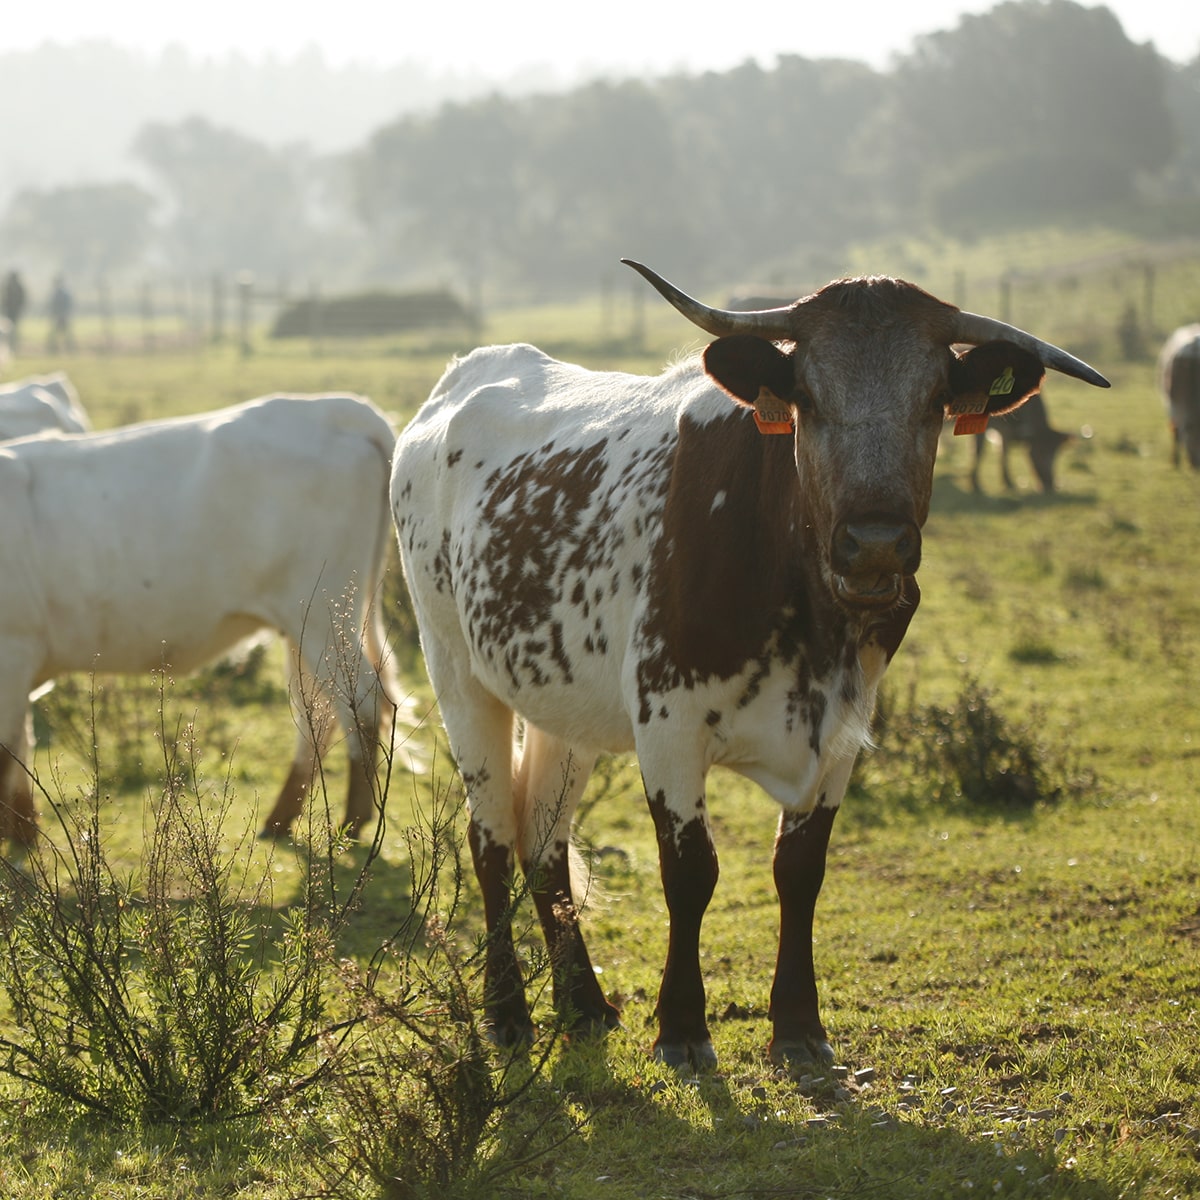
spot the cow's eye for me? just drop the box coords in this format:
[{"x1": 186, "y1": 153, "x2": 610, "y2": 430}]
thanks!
[{"x1": 794, "y1": 390, "x2": 815, "y2": 416}]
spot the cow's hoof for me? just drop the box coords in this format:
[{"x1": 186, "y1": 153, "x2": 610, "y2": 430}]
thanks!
[
  {"x1": 568, "y1": 1005, "x2": 624, "y2": 1041},
  {"x1": 653, "y1": 1038, "x2": 718, "y2": 1072},
  {"x1": 257, "y1": 824, "x2": 292, "y2": 841},
  {"x1": 768, "y1": 1036, "x2": 835, "y2": 1075},
  {"x1": 484, "y1": 1016, "x2": 535, "y2": 1049}
]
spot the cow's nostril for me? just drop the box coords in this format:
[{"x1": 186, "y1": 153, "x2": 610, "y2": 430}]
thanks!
[{"x1": 832, "y1": 520, "x2": 921, "y2": 577}]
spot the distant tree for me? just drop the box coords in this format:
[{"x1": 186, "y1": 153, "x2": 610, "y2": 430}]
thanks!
[
  {"x1": 354, "y1": 98, "x2": 525, "y2": 295},
  {"x1": 132, "y1": 116, "x2": 316, "y2": 276},
  {"x1": 1159, "y1": 54, "x2": 1200, "y2": 201},
  {"x1": 353, "y1": 62, "x2": 887, "y2": 296},
  {"x1": 872, "y1": 0, "x2": 1174, "y2": 229},
  {"x1": 656, "y1": 56, "x2": 887, "y2": 281},
  {"x1": 0, "y1": 182, "x2": 155, "y2": 276},
  {"x1": 519, "y1": 80, "x2": 699, "y2": 288}
]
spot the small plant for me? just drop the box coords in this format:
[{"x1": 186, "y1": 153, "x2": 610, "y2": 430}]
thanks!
[
  {"x1": 0, "y1": 678, "x2": 373, "y2": 1125},
  {"x1": 868, "y1": 676, "x2": 1091, "y2": 811},
  {"x1": 295, "y1": 781, "x2": 580, "y2": 1200}
]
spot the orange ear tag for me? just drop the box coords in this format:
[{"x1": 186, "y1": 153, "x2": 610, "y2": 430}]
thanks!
[
  {"x1": 953, "y1": 412, "x2": 989, "y2": 436},
  {"x1": 753, "y1": 387, "x2": 795, "y2": 435}
]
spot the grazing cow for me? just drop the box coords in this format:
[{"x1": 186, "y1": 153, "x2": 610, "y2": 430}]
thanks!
[
  {"x1": 1158, "y1": 324, "x2": 1200, "y2": 468},
  {"x1": 970, "y1": 391, "x2": 1071, "y2": 493},
  {"x1": 0, "y1": 393, "x2": 399, "y2": 845},
  {"x1": 391, "y1": 261, "x2": 1109, "y2": 1071},
  {"x1": 0, "y1": 373, "x2": 91, "y2": 439}
]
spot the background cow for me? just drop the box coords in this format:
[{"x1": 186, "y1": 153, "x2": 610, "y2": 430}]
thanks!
[
  {"x1": 0, "y1": 393, "x2": 399, "y2": 845},
  {"x1": 1158, "y1": 323, "x2": 1200, "y2": 467},
  {"x1": 0, "y1": 373, "x2": 90, "y2": 439},
  {"x1": 392, "y1": 260, "x2": 1109, "y2": 1071},
  {"x1": 970, "y1": 391, "x2": 1072, "y2": 493}
]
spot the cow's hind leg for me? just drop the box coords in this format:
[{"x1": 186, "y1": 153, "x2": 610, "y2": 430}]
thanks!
[
  {"x1": 260, "y1": 631, "x2": 393, "y2": 840},
  {"x1": 0, "y1": 701, "x2": 37, "y2": 848},
  {"x1": 427, "y1": 662, "x2": 532, "y2": 1046},
  {"x1": 259, "y1": 643, "x2": 330, "y2": 839},
  {"x1": 0, "y1": 746, "x2": 36, "y2": 848},
  {"x1": 327, "y1": 606, "x2": 399, "y2": 838},
  {"x1": 515, "y1": 725, "x2": 620, "y2": 1039}
]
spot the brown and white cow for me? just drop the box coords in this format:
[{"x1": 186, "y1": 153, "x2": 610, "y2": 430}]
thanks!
[
  {"x1": 1158, "y1": 324, "x2": 1200, "y2": 468},
  {"x1": 390, "y1": 261, "x2": 1109, "y2": 1071}
]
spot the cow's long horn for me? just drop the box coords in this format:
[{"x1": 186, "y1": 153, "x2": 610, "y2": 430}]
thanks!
[
  {"x1": 622, "y1": 259, "x2": 795, "y2": 340},
  {"x1": 952, "y1": 310, "x2": 1110, "y2": 388}
]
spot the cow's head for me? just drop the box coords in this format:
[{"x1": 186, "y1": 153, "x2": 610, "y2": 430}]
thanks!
[{"x1": 624, "y1": 259, "x2": 1109, "y2": 612}]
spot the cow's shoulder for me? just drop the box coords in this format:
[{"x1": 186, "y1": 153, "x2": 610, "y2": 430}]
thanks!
[{"x1": 643, "y1": 402, "x2": 809, "y2": 681}]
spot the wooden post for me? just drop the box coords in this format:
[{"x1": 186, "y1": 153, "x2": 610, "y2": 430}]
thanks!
[
  {"x1": 631, "y1": 281, "x2": 645, "y2": 350},
  {"x1": 141, "y1": 279, "x2": 155, "y2": 352},
  {"x1": 97, "y1": 276, "x2": 114, "y2": 354},
  {"x1": 237, "y1": 271, "x2": 254, "y2": 357},
  {"x1": 308, "y1": 280, "x2": 322, "y2": 356},
  {"x1": 211, "y1": 274, "x2": 225, "y2": 343}
]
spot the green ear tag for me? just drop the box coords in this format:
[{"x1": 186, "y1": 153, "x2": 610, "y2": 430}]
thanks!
[{"x1": 989, "y1": 367, "x2": 1016, "y2": 397}]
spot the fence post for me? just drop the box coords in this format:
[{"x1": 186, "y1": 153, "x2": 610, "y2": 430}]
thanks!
[
  {"x1": 97, "y1": 276, "x2": 114, "y2": 354},
  {"x1": 211, "y1": 274, "x2": 225, "y2": 343},
  {"x1": 141, "y1": 279, "x2": 155, "y2": 352},
  {"x1": 631, "y1": 281, "x2": 645, "y2": 350},
  {"x1": 308, "y1": 280, "x2": 322, "y2": 356},
  {"x1": 237, "y1": 271, "x2": 254, "y2": 357}
]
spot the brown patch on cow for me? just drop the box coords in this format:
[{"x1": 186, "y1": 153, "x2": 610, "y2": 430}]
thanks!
[
  {"x1": 862, "y1": 575, "x2": 921, "y2": 662},
  {"x1": 644, "y1": 407, "x2": 808, "y2": 684},
  {"x1": 465, "y1": 440, "x2": 609, "y2": 679}
]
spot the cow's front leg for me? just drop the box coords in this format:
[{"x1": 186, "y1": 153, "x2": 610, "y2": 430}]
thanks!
[
  {"x1": 645, "y1": 773, "x2": 719, "y2": 1070},
  {"x1": 768, "y1": 801, "x2": 838, "y2": 1070}
]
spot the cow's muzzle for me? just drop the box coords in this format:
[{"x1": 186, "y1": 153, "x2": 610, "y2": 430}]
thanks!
[{"x1": 830, "y1": 519, "x2": 921, "y2": 610}]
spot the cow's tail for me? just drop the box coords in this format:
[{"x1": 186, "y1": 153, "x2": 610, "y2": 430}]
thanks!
[{"x1": 359, "y1": 407, "x2": 407, "y2": 738}]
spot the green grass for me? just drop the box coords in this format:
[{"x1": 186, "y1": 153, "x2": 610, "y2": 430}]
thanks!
[{"x1": 3, "y1": 232, "x2": 1200, "y2": 1197}]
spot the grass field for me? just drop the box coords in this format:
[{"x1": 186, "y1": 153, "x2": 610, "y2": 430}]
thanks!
[{"x1": 1, "y1": 245, "x2": 1199, "y2": 1199}]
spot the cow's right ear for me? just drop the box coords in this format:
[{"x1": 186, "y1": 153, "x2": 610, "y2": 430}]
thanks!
[{"x1": 703, "y1": 335, "x2": 795, "y2": 408}]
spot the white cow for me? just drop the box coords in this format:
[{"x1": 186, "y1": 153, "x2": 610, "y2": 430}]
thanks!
[
  {"x1": 1158, "y1": 324, "x2": 1200, "y2": 468},
  {"x1": 0, "y1": 393, "x2": 399, "y2": 845},
  {"x1": 0, "y1": 373, "x2": 91, "y2": 440}
]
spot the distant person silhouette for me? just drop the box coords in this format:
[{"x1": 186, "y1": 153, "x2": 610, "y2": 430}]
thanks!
[
  {"x1": 2, "y1": 270, "x2": 27, "y2": 351},
  {"x1": 47, "y1": 274, "x2": 75, "y2": 353}
]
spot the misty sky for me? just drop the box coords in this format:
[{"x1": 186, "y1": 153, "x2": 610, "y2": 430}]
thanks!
[{"x1": 6, "y1": 0, "x2": 1198, "y2": 74}]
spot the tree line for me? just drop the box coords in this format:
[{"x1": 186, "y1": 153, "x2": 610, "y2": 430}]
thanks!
[{"x1": 3, "y1": 0, "x2": 1198, "y2": 303}]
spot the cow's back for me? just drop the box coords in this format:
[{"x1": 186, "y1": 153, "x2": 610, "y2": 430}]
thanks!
[
  {"x1": 5, "y1": 393, "x2": 395, "y2": 680},
  {"x1": 0, "y1": 373, "x2": 89, "y2": 439}
]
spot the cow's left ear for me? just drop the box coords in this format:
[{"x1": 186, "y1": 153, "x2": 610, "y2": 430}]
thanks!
[
  {"x1": 703, "y1": 335, "x2": 795, "y2": 408},
  {"x1": 949, "y1": 340, "x2": 1045, "y2": 418}
]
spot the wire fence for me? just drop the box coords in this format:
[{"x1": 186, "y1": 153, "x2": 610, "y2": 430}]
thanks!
[{"x1": 4, "y1": 244, "x2": 1200, "y2": 361}]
